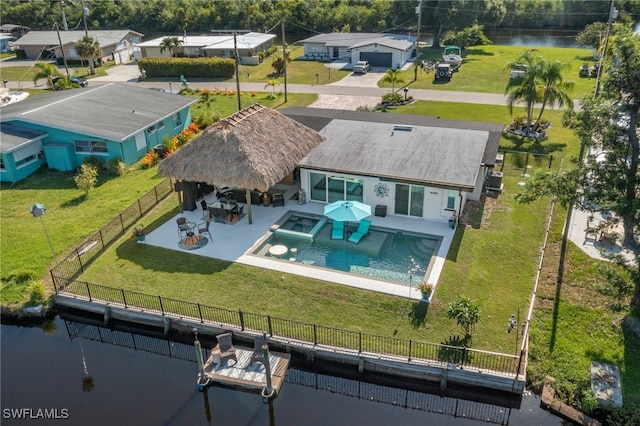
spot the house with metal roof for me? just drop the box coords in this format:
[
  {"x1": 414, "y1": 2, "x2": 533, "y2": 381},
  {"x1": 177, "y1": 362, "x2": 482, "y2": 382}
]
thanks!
[
  {"x1": 0, "y1": 83, "x2": 196, "y2": 183},
  {"x1": 282, "y1": 108, "x2": 501, "y2": 224},
  {"x1": 13, "y1": 30, "x2": 143, "y2": 64},
  {"x1": 297, "y1": 33, "x2": 416, "y2": 69},
  {"x1": 135, "y1": 32, "x2": 276, "y2": 65}
]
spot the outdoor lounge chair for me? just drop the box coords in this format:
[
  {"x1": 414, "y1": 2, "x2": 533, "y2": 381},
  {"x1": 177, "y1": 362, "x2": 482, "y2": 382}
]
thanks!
[
  {"x1": 215, "y1": 332, "x2": 237, "y2": 365},
  {"x1": 250, "y1": 334, "x2": 269, "y2": 366},
  {"x1": 347, "y1": 219, "x2": 371, "y2": 244},
  {"x1": 331, "y1": 221, "x2": 344, "y2": 240}
]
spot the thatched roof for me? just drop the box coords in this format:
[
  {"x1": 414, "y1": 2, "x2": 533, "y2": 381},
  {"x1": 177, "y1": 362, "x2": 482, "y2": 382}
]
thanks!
[{"x1": 158, "y1": 104, "x2": 325, "y2": 192}]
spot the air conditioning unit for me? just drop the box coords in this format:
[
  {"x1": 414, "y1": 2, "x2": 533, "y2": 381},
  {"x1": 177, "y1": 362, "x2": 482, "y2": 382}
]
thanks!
[{"x1": 486, "y1": 171, "x2": 503, "y2": 192}]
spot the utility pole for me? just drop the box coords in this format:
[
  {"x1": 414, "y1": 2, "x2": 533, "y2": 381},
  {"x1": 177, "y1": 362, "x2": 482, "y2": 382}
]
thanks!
[
  {"x1": 281, "y1": 18, "x2": 288, "y2": 103},
  {"x1": 81, "y1": 0, "x2": 89, "y2": 36},
  {"x1": 413, "y1": 0, "x2": 423, "y2": 81},
  {"x1": 60, "y1": 1, "x2": 68, "y2": 31},
  {"x1": 54, "y1": 22, "x2": 70, "y2": 75},
  {"x1": 594, "y1": 0, "x2": 617, "y2": 98},
  {"x1": 233, "y1": 33, "x2": 241, "y2": 111}
]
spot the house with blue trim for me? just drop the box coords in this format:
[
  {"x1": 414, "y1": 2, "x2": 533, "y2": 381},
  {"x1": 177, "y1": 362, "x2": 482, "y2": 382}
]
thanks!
[{"x1": 0, "y1": 83, "x2": 196, "y2": 183}]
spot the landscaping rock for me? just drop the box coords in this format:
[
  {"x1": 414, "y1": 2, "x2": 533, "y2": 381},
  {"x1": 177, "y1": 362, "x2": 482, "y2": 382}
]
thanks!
[{"x1": 590, "y1": 361, "x2": 623, "y2": 409}]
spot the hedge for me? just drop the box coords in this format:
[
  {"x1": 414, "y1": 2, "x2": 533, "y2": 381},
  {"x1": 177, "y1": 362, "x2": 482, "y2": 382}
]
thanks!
[{"x1": 137, "y1": 57, "x2": 236, "y2": 78}]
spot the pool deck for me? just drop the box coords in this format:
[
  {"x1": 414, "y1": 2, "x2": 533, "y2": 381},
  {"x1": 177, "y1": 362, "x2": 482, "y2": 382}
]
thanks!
[{"x1": 144, "y1": 184, "x2": 455, "y2": 300}]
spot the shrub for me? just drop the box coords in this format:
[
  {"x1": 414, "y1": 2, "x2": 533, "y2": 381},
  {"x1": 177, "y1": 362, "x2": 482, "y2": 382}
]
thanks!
[
  {"x1": 141, "y1": 151, "x2": 160, "y2": 168},
  {"x1": 74, "y1": 164, "x2": 98, "y2": 195},
  {"x1": 443, "y1": 24, "x2": 492, "y2": 47},
  {"x1": 28, "y1": 281, "x2": 46, "y2": 306},
  {"x1": 105, "y1": 157, "x2": 126, "y2": 176},
  {"x1": 381, "y1": 92, "x2": 404, "y2": 105},
  {"x1": 137, "y1": 57, "x2": 235, "y2": 78},
  {"x1": 82, "y1": 155, "x2": 104, "y2": 170}
]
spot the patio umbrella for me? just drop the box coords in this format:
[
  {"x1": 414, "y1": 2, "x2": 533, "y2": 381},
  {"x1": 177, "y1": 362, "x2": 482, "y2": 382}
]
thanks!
[{"x1": 324, "y1": 200, "x2": 371, "y2": 222}]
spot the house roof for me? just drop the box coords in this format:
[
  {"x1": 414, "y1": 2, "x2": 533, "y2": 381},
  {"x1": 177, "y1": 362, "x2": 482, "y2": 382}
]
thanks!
[
  {"x1": 136, "y1": 33, "x2": 275, "y2": 50},
  {"x1": 298, "y1": 33, "x2": 415, "y2": 51},
  {"x1": 0, "y1": 24, "x2": 29, "y2": 32},
  {"x1": 14, "y1": 30, "x2": 142, "y2": 48},
  {"x1": 0, "y1": 83, "x2": 196, "y2": 142},
  {"x1": 0, "y1": 122, "x2": 48, "y2": 154},
  {"x1": 282, "y1": 108, "x2": 502, "y2": 191},
  {"x1": 158, "y1": 104, "x2": 325, "y2": 192}
]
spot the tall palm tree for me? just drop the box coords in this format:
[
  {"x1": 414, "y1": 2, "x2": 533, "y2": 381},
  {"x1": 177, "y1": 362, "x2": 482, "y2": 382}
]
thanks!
[
  {"x1": 159, "y1": 36, "x2": 182, "y2": 57},
  {"x1": 264, "y1": 79, "x2": 280, "y2": 97},
  {"x1": 32, "y1": 61, "x2": 61, "y2": 91},
  {"x1": 505, "y1": 51, "x2": 542, "y2": 136},
  {"x1": 533, "y1": 60, "x2": 574, "y2": 129},
  {"x1": 76, "y1": 35, "x2": 100, "y2": 75},
  {"x1": 382, "y1": 69, "x2": 405, "y2": 93}
]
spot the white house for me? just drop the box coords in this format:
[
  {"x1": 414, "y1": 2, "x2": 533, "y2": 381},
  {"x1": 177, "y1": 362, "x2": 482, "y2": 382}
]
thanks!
[
  {"x1": 135, "y1": 32, "x2": 276, "y2": 65},
  {"x1": 298, "y1": 33, "x2": 416, "y2": 69},
  {"x1": 282, "y1": 108, "x2": 502, "y2": 224}
]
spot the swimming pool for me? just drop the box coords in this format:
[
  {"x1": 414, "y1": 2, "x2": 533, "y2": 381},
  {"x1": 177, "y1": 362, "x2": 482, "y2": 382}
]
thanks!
[{"x1": 254, "y1": 213, "x2": 440, "y2": 286}]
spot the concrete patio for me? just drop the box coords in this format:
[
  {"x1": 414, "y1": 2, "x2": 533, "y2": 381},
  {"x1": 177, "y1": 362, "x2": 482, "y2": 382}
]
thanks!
[{"x1": 143, "y1": 184, "x2": 455, "y2": 300}]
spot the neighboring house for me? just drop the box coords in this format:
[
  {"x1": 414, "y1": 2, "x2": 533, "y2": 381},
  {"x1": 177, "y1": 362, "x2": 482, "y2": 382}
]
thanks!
[
  {"x1": 0, "y1": 24, "x2": 29, "y2": 39},
  {"x1": 282, "y1": 108, "x2": 501, "y2": 223},
  {"x1": 135, "y1": 32, "x2": 276, "y2": 65},
  {"x1": 13, "y1": 30, "x2": 143, "y2": 64},
  {"x1": 298, "y1": 33, "x2": 416, "y2": 69},
  {"x1": 0, "y1": 83, "x2": 196, "y2": 183},
  {"x1": 0, "y1": 34, "x2": 14, "y2": 53}
]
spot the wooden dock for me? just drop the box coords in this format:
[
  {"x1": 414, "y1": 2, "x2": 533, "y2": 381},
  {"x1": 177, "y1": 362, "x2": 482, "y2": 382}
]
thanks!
[{"x1": 201, "y1": 346, "x2": 290, "y2": 397}]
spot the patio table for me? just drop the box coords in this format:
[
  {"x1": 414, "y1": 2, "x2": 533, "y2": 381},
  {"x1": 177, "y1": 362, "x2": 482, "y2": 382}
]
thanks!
[{"x1": 269, "y1": 245, "x2": 288, "y2": 258}]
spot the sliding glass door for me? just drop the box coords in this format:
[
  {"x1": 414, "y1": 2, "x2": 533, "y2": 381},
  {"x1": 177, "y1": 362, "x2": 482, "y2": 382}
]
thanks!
[
  {"x1": 394, "y1": 184, "x2": 424, "y2": 217},
  {"x1": 309, "y1": 172, "x2": 363, "y2": 203}
]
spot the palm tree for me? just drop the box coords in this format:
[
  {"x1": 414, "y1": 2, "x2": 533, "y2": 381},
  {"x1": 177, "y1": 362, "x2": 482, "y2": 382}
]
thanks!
[
  {"x1": 199, "y1": 89, "x2": 215, "y2": 116},
  {"x1": 159, "y1": 36, "x2": 182, "y2": 57},
  {"x1": 76, "y1": 35, "x2": 100, "y2": 75},
  {"x1": 264, "y1": 79, "x2": 280, "y2": 97},
  {"x1": 532, "y1": 60, "x2": 574, "y2": 129},
  {"x1": 382, "y1": 69, "x2": 404, "y2": 93},
  {"x1": 505, "y1": 51, "x2": 542, "y2": 136},
  {"x1": 32, "y1": 61, "x2": 61, "y2": 91}
]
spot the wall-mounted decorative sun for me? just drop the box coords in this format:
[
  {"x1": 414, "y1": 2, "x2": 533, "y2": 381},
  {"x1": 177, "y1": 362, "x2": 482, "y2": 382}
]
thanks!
[{"x1": 374, "y1": 182, "x2": 389, "y2": 198}]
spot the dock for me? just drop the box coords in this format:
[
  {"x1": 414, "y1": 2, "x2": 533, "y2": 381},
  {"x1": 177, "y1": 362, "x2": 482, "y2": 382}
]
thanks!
[{"x1": 201, "y1": 345, "x2": 291, "y2": 397}]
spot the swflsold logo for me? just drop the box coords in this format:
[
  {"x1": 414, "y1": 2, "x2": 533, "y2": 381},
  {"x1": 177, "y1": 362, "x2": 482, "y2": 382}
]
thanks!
[{"x1": 3, "y1": 408, "x2": 69, "y2": 419}]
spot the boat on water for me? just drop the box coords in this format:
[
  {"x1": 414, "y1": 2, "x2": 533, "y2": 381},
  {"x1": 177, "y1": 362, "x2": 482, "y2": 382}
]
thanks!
[
  {"x1": 442, "y1": 46, "x2": 462, "y2": 69},
  {"x1": 0, "y1": 88, "x2": 29, "y2": 107}
]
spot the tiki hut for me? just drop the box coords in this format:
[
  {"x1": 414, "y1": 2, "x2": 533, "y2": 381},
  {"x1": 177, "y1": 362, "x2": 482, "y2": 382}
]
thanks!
[{"x1": 158, "y1": 104, "x2": 325, "y2": 223}]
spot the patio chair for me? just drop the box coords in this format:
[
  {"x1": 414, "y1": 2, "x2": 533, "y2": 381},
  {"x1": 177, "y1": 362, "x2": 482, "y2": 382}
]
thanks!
[
  {"x1": 197, "y1": 220, "x2": 212, "y2": 240},
  {"x1": 176, "y1": 217, "x2": 188, "y2": 238},
  {"x1": 272, "y1": 192, "x2": 285, "y2": 207},
  {"x1": 347, "y1": 219, "x2": 371, "y2": 244},
  {"x1": 250, "y1": 334, "x2": 269, "y2": 366},
  {"x1": 331, "y1": 220, "x2": 344, "y2": 240},
  {"x1": 215, "y1": 332, "x2": 237, "y2": 366},
  {"x1": 200, "y1": 199, "x2": 208, "y2": 217}
]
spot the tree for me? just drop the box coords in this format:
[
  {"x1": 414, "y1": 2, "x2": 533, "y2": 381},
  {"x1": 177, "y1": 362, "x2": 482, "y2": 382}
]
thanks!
[
  {"x1": 576, "y1": 21, "x2": 608, "y2": 50},
  {"x1": 505, "y1": 51, "x2": 541, "y2": 135},
  {"x1": 74, "y1": 164, "x2": 98, "y2": 195},
  {"x1": 271, "y1": 56, "x2": 285, "y2": 75},
  {"x1": 532, "y1": 59, "x2": 574, "y2": 129},
  {"x1": 382, "y1": 69, "x2": 404, "y2": 94},
  {"x1": 199, "y1": 89, "x2": 215, "y2": 117},
  {"x1": 75, "y1": 35, "x2": 100, "y2": 75},
  {"x1": 264, "y1": 79, "x2": 280, "y2": 97},
  {"x1": 447, "y1": 295, "x2": 480, "y2": 338},
  {"x1": 32, "y1": 61, "x2": 60, "y2": 91},
  {"x1": 159, "y1": 36, "x2": 182, "y2": 57}
]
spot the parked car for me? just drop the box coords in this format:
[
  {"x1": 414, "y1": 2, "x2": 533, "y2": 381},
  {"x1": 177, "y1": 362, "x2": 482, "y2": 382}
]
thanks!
[
  {"x1": 353, "y1": 60, "x2": 371, "y2": 74},
  {"x1": 434, "y1": 63, "x2": 453, "y2": 81},
  {"x1": 579, "y1": 63, "x2": 590, "y2": 77},
  {"x1": 52, "y1": 75, "x2": 88, "y2": 88},
  {"x1": 509, "y1": 63, "x2": 528, "y2": 79}
]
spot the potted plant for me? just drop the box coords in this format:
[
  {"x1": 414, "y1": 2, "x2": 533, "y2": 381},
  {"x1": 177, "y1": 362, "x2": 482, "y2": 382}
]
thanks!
[
  {"x1": 418, "y1": 281, "x2": 433, "y2": 299},
  {"x1": 131, "y1": 224, "x2": 147, "y2": 242}
]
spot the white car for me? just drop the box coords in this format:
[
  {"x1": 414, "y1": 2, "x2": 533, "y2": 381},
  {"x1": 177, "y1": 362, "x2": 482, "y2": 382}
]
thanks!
[{"x1": 353, "y1": 61, "x2": 371, "y2": 74}]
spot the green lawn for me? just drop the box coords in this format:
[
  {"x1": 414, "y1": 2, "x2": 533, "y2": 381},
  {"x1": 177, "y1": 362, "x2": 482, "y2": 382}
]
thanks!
[{"x1": 0, "y1": 61, "x2": 119, "y2": 85}]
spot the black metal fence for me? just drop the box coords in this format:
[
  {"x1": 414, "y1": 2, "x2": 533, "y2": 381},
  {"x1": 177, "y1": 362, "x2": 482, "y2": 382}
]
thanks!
[
  {"x1": 58, "y1": 280, "x2": 521, "y2": 377},
  {"x1": 50, "y1": 179, "x2": 173, "y2": 286},
  {"x1": 495, "y1": 149, "x2": 561, "y2": 178}
]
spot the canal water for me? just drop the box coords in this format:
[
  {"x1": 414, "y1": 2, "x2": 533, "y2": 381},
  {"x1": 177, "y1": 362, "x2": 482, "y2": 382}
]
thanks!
[{"x1": 1, "y1": 315, "x2": 561, "y2": 426}]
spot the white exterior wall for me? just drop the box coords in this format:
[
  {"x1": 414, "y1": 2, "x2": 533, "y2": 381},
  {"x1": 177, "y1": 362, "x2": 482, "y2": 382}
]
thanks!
[
  {"x1": 304, "y1": 43, "x2": 328, "y2": 56},
  {"x1": 300, "y1": 168, "x2": 466, "y2": 223}
]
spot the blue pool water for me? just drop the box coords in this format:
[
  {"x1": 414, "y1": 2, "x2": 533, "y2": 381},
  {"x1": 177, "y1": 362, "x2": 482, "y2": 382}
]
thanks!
[{"x1": 255, "y1": 214, "x2": 439, "y2": 285}]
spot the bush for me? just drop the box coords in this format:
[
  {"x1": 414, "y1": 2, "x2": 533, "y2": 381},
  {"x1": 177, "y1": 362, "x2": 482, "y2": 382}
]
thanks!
[
  {"x1": 443, "y1": 24, "x2": 492, "y2": 48},
  {"x1": 82, "y1": 155, "x2": 104, "y2": 170},
  {"x1": 137, "y1": 57, "x2": 235, "y2": 78},
  {"x1": 105, "y1": 157, "x2": 126, "y2": 176},
  {"x1": 74, "y1": 164, "x2": 98, "y2": 195},
  {"x1": 28, "y1": 281, "x2": 46, "y2": 306},
  {"x1": 381, "y1": 92, "x2": 404, "y2": 105},
  {"x1": 141, "y1": 151, "x2": 160, "y2": 168}
]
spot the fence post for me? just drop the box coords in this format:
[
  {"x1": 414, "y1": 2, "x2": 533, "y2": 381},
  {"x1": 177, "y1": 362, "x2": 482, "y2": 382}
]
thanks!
[
  {"x1": 50, "y1": 269, "x2": 58, "y2": 294},
  {"x1": 408, "y1": 339, "x2": 412, "y2": 362},
  {"x1": 548, "y1": 154, "x2": 553, "y2": 170},
  {"x1": 121, "y1": 289, "x2": 127, "y2": 308},
  {"x1": 313, "y1": 324, "x2": 317, "y2": 345},
  {"x1": 158, "y1": 295, "x2": 164, "y2": 315},
  {"x1": 267, "y1": 315, "x2": 273, "y2": 336},
  {"x1": 76, "y1": 248, "x2": 84, "y2": 274},
  {"x1": 358, "y1": 331, "x2": 362, "y2": 353},
  {"x1": 137, "y1": 199, "x2": 143, "y2": 217},
  {"x1": 239, "y1": 309, "x2": 245, "y2": 331},
  {"x1": 197, "y1": 303, "x2": 203, "y2": 323},
  {"x1": 461, "y1": 347, "x2": 467, "y2": 369},
  {"x1": 86, "y1": 282, "x2": 92, "y2": 301},
  {"x1": 154, "y1": 186, "x2": 159, "y2": 204},
  {"x1": 119, "y1": 213, "x2": 125, "y2": 236},
  {"x1": 99, "y1": 229, "x2": 105, "y2": 251}
]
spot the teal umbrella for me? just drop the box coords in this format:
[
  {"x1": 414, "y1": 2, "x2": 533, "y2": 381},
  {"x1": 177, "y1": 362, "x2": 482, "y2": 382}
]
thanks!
[{"x1": 324, "y1": 201, "x2": 371, "y2": 222}]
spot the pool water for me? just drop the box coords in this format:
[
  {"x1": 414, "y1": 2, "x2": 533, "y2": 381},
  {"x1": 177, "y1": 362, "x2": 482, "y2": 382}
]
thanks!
[{"x1": 255, "y1": 214, "x2": 439, "y2": 286}]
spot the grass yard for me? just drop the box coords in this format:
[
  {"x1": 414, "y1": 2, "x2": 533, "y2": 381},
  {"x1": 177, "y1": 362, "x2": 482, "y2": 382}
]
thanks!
[{"x1": 0, "y1": 62, "x2": 118, "y2": 86}]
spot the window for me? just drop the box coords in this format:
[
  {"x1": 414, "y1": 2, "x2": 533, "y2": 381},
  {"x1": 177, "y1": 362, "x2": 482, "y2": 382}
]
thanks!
[
  {"x1": 74, "y1": 140, "x2": 107, "y2": 154},
  {"x1": 157, "y1": 121, "x2": 165, "y2": 130},
  {"x1": 146, "y1": 125, "x2": 156, "y2": 135},
  {"x1": 447, "y1": 190, "x2": 456, "y2": 210},
  {"x1": 395, "y1": 183, "x2": 424, "y2": 217},
  {"x1": 308, "y1": 172, "x2": 363, "y2": 203},
  {"x1": 309, "y1": 172, "x2": 326, "y2": 202},
  {"x1": 0, "y1": 157, "x2": 5, "y2": 170},
  {"x1": 15, "y1": 153, "x2": 37, "y2": 168},
  {"x1": 172, "y1": 113, "x2": 182, "y2": 128}
]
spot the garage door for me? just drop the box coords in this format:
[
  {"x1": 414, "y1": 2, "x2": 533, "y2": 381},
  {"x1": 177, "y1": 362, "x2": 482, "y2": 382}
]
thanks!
[{"x1": 360, "y1": 52, "x2": 392, "y2": 68}]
